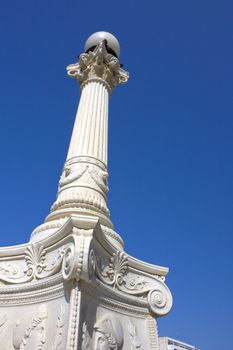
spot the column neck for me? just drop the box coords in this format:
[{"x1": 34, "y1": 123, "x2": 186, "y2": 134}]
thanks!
[{"x1": 45, "y1": 41, "x2": 128, "y2": 227}]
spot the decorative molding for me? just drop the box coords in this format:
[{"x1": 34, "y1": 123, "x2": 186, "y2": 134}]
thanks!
[
  {"x1": 65, "y1": 156, "x2": 107, "y2": 169},
  {"x1": 0, "y1": 283, "x2": 64, "y2": 306},
  {"x1": 67, "y1": 40, "x2": 129, "y2": 90},
  {"x1": 30, "y1": 218, "x2": 68, "y2": 239},
  {"x1": 0, "y1": 245, "x2": 65, "y2": 285},
  {"x1": 67, "y1": 285, "x2": 79, "y2": 350},
  {"x1": 83, "y1": 282, "x2": 149, "y2": 318},
  {"x1": 100, "y1": 226, "x2": 124, "y2": 249},
  {"x1": 51, "y1": 190, "x2": 109, "y2": 217},
  {"x1": 146, "y1": 317, "x2": 158, "y2": 350}
]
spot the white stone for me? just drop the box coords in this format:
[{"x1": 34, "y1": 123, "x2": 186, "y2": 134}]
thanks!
[{"x1": 0, "y1": 34, "x2": 173, "y2": 350}]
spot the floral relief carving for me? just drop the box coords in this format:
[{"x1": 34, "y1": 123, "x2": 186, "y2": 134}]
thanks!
[
  {"x1": 95, "y1": 251, "x2": 146, "y2": 293},
  {"x1": 94, "y1": 250, "x2": 171, "y2": 316},
  {"x1": 101, "y1": 251, "x2": 128, "y2": 288},
  {"x1": 0, "y1": 245, "x2": 65, "y2": 285}
]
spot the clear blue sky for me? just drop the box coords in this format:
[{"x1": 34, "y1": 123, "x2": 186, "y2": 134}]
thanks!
[{"x1": 0, "y1": 1, "x2": 232, "y2": 349}]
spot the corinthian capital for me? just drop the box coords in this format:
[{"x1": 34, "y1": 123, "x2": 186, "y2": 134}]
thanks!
[{"x1": 66, "y1": 40, "x2": 129, "y2": 90}]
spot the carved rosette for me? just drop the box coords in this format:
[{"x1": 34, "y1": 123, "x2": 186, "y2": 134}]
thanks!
[{"x1": 67, "y1": 40, "x2": 129, "y2": 91}]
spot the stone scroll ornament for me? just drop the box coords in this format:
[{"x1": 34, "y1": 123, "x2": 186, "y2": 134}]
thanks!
[
  {"x1": 62, "y1": 237, "x2": 85, "y2": 282},
  {"x1": 0, "y1": 245, "x2": 66, "y2": 285},
  {"x1": 94, "y1": 250, "x2": 172, "y2": 316}
]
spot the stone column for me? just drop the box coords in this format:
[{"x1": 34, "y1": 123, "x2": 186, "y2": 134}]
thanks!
[{"x1": 45, "y1": 40, "x2": 129, "y2": 230}]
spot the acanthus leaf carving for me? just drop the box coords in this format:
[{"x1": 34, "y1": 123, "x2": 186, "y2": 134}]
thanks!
[{"x1": 67, "y1": 40, "x2": 129, "y2": 90}]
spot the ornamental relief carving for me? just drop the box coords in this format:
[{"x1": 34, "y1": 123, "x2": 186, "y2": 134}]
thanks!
[
  {"x1": 81, "y1": 315, "x2": 142, "y2": 350},
  {"x1": 59, "y1": 163, "x2": 109, "y2": 194},
  {"x1": 0, "y1": 304, "x2": 65, "y2": 350},
  {"x1": 67, "y1": 40, "x2": 129, "y2": 90},
  {"x1": 0, "y1": 245, "x2": 66, "y2": 285},
  {"x1": 94, "y1": 251, "x2": 147, "y2": 294},
  {"x1": 92, "y1": 250, "x2": 172, "y2": 316},
  {"x1": 52, "y1": 161, "x2": 110, "y2": 216},
  {"x1": 13, "y1": 304, "x2": 48, "y2": 350}
]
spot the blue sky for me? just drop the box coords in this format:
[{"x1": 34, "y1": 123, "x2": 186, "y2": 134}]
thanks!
[{"x1": 0, "y1": 1, "x2": 232, "y2": 349}]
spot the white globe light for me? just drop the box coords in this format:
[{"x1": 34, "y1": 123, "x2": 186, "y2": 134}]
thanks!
[{"x1": 84, "y1": 31, "x2": 120, "y2": 58}]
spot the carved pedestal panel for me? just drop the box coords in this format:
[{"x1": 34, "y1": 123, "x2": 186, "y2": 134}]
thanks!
[{"x1": 0, "y1": 216, "x2": 172, "y2": 349}]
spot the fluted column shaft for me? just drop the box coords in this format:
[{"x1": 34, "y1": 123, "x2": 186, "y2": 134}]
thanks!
[
  {"x1": 45, "y1": 41, "x2": 128, "y2": 228},
  {"x1": 67, "y1": 80, "x2": 109, "y2": 165}
]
